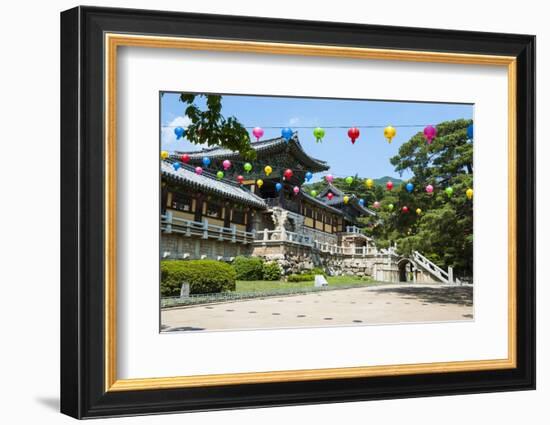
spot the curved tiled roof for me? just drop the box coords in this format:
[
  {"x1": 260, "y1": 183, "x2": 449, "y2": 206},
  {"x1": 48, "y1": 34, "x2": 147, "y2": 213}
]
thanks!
[
  {"x1": 173, "y1": 134, "x2": 329, "y2": 172},
  {"x1": 161, "y1": 162, "x2": 267, "y2": 209}
]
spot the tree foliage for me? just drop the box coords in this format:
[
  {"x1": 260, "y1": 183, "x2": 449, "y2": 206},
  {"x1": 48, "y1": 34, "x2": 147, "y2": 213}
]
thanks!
[
  {"x1": 179, "y1": 94, "x2": 256, "y2": 159},
  {"x1": 304, "y1": 119, "x2": 473, "y2": 278}
]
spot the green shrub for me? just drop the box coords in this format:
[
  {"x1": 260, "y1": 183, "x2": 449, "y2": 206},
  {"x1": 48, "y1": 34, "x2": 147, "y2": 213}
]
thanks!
[
  {"x1": 287, "y1": 273, "x2": 315, "y2": 282},
  {"x1": 262, "y1": 262, "x2": 282, "y2": 281},
  {"x1": 232, "y1": 256, "x2": 264, "y2": 280},
  {"x1": 160, "y1": 260, "x2": 236, "y2": 296},
  {"x1": 311, "y1": 267, "x2": 327, "y2": 277}
]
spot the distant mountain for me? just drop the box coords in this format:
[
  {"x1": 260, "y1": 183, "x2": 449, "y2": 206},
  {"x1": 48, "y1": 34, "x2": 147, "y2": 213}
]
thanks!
[{"x1": 374, "y1": 176, "x2": 404, "y2": 186}]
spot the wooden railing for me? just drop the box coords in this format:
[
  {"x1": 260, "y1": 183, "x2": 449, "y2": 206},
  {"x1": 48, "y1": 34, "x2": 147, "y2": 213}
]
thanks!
[{"x1": 161, "y1": 213, "x2": 255, "y2": 244}]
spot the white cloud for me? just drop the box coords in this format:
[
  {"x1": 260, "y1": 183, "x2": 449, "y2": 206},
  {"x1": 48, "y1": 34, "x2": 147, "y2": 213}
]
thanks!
[{"x1": 161, "y1": 115, "x2": 192, "y2": 152}]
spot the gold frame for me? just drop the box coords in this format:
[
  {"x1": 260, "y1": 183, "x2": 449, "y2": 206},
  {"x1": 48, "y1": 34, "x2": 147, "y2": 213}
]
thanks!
[{"x1": 104, "y1": 33, "x2": 517, "y2": 392}]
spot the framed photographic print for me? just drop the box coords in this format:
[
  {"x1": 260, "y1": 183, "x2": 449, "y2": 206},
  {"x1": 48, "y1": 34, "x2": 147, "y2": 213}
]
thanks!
[{"x1": 60, "y1": 6, "x2": 536, "y2": 419}]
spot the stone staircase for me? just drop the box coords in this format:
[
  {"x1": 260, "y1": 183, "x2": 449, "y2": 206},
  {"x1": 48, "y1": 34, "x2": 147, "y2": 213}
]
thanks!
[{"x1": 411, "y1": 251, "x2": 462, "y2": 285}]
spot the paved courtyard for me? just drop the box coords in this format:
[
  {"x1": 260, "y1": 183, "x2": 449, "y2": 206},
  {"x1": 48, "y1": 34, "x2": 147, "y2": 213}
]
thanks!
[{"x1": 161, "y1": 284, "x2": 474, "y2": 332}]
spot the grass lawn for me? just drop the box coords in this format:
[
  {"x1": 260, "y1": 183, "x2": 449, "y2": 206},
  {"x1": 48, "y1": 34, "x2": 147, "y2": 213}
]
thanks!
[{"x1": 235, "y1": 276, "x2": 377, "y2": 293}]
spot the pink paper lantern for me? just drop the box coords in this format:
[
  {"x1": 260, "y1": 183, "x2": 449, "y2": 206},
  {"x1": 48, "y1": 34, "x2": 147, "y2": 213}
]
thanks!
[
  {"x1": 222, "y1": 159, "x2": 232, "y2": 170},
  {"x1": 195, "y1": 166, "x2": 203, "y2": 175},
  {"x1": 423, "y1": 125, "x2": 437, "y2": 144},
  {"x1": 252, "y1": 127, "x2": 264, "y2": 141},
  {"x1": 325, "y1": 174, "x2": 334, "y2": 184},
  {"x1": 293, "y1": 186, "x2": 300, "y2": 195},
  {"x1": 373, "y1": 201, "x2": 381, "y2": 209},
  {"x1": 425, "y1": 184, "x2": 434, "y2": 194}
]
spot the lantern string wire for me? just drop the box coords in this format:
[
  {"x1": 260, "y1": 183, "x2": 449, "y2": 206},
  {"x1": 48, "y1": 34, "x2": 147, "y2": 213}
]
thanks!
[{"x1": 163, "y1": 124, "x2": 432, "y2": 129}]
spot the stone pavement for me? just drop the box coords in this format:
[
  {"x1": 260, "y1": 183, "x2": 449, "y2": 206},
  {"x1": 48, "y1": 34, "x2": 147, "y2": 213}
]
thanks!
[{"x1": 161, "y1": 284, "x2": 473, "y2": 332}]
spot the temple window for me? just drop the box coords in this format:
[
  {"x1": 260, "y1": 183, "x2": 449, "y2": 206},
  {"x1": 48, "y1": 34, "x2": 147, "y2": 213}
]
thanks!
[
  {"x1": 206, "y1": 201, "x2": 223, "y2": 219},
  {"x1": 171, "y1": 192, "x2": 193, "y2": 212}
]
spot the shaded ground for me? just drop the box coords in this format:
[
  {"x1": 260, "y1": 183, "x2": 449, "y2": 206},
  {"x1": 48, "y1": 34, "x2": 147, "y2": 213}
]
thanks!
[{"x1": 161, "y1": 284, "x2": 473, "y2": 332}]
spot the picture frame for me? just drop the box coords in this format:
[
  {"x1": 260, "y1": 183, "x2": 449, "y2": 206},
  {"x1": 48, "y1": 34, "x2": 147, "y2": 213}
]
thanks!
[{"x1": 60, "y1": 5, "x2": 535, "y2": 419}]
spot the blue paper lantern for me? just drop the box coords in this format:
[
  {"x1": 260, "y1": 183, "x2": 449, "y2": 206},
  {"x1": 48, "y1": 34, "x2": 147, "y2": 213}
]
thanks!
[
  {"x1": 172, "y1": 162, "x2": 181, "y2": 171},
  {"x1": 174, "y1": 126, "x2": 185, "y2": 140},
  {"x1": 281, "y1": 127, "x2": 293, "y2": 141},
  {"x1": 305, "y1": 171, "x2": 313, "y2": 182},
  {"x1": 202, "y1": 157, "x2": 211, "y2": 167},
  {"x1": 406, "y1": 182, "x2": 414, "y2": 193},
  {"x1": 358, "y1": 198, "x2": 365, "y2": 207},
  {"x1": 275, "y1": 182, "x2": 283, "y2": 192},
  {"x1": 467, "y1": 124, "x2": 474, "y2": 139}
]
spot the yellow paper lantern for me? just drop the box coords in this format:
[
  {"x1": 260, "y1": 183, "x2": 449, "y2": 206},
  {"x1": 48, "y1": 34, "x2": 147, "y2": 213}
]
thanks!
[
  {"x1": 366, "y1": 178, "x2": 374, "y2": 189},
  {"x1": 416, "y1": 208, "x2": 422, "y2": 215},
  {"x1": 343, "y1": 195, "x2": 350, "y2": 204},
  {"x1": 160, "y1": 150, "x2": 169, "y2": 159},
  {"x1": 264, "y1": 165, "x2": 272, "y2": 176},
  {"x1": 466, "y1": 188, "x2": 474, "y2": 200},
  {"x1": 384, "y1": 126, "x2": 396, "y2": 143},
  {"x1": 256, "y1": 179, "x2": 264, "y2": 188}
]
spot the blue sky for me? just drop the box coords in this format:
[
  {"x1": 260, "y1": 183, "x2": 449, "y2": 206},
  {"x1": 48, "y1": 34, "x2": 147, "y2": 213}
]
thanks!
[{"x1": 161, "y1": 93, "x2": 472, "y2": 182}]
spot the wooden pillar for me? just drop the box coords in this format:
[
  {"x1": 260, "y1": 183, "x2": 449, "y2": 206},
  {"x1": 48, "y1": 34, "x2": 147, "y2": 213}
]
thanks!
[
  {"x1": 245, "y1": 209, "x2": 253, "y2": 232},
  {"x1": 194, "y1": 193, "x2": 203, "y2": 222},
  {"x1": 223, "y1": 202, "x2": 231, "y2": 228}
]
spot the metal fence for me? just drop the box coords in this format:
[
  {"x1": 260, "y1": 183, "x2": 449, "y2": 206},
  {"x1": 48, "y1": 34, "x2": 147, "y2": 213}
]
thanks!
[{"x1": 161, "y1": 283, "x2": 376, "y2": 308}]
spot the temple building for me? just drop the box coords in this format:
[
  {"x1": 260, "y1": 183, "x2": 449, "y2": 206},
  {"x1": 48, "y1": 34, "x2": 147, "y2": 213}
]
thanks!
[{"x1": 160, "y1": 134, "x2": 452, "y2": 283}]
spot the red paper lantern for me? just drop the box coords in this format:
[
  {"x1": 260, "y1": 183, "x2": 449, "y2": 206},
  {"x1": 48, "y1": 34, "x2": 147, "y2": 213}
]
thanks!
[
  {"x1": 402, "y1": 206, "x2": 409, "y2": 213},
  {"x1": 284, "y1": 169, "x2": 293, "y2": 179},
  {"x1": 180, "y1": 154, "x2": 190, "y2": 163},
  {"x1": 347, "y1": 127, "x2": 360, "y2": 144},
  {"x1": 386, "y1": 181, "x2": 394, "y2": 191},
  {"x1": 237, "y1": 175, "x2": 244, "y2": 184},
  {"x1": 327, "y1": 192, "x2": 334, "y2": 200}
]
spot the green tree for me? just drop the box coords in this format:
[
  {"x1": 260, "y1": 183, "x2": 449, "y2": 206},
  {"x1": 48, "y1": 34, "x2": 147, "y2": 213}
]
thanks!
[
  {"x1": 179, "y1": 94, "x2": 256, "y2": 159},
  {"x1": 364, "y1": 119, "x2": 474, "y2": 277}
]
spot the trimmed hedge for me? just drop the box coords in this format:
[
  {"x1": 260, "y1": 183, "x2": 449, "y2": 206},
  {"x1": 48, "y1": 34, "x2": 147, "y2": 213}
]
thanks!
[
  {"x1": 287, "y1": 273, "x2": 315, "y2": 282},
  {"x1": 262, "y1": 262, "x2": 282, "y2": 281},
  {"x1": 233, "y1": 256, "x2": 264, "y2": 280},
  {"x1": 161, "y1": 260, "x2": 236, "y2": 296}
]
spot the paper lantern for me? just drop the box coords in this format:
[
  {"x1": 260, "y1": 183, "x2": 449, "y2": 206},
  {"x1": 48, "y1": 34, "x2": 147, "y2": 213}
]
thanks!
[
  {"x1": 347, "y1": 127, "x2": 360, "y2": 144},
  {"x1": 327, "y1": 192, "x2": 334, "y2": 201},
  {"x1": 423, "y1": 125, "x2": 437, "y2": 144},
  {"x1": 358, "y1": 198, "x2": 365, "y2": 206},
  {"x1": 387, "y1": 203, "x2": 394, "y2": 211},
  {"x1": 174, "y1": 126, "x2": 185, "y2": 140},
  {"x1": 366, "y1": 178, "x2": 374, "y2": 189},
  {"x1": 252, "y1": 127, "x2": 264, "y2": 141},
  {"x1": 373, "y1": 201, "x2": 381, "y2": 209},
  {"x1": 222, "y1": 159, "x2": 232, "y2": 170},
  {"x1": 216, "y1": 171, "x2": 224, "y2": 180},
  {"x1": 284, "y1": 169, "x2": 293, "y2": 179},
  {"x1": 416, "y1": 208, "x2": 422, "y2": 215},
  {"x1": 202, "y1": 157, "x2": 211, "y2": 167},
  {"x1": 237, "y1": 175, "x2": 244, "y2": 184},
  {"x1": 313, "y1": 127, "x2": 325, "y2": 143},
  {"x1": 181, "y1": 154, "x2": 190, "y2": 163},
  {"x1": 425, "y1": 184, "x2": 434, "y2": 194},
  {"x1": 402, "y1": 206, "x2": 409, "y2": 213},
  {"x1": 384, "y1": 126, "x2": 396, "y2": 143},
  {"x1": 305, "y1": 171, "x2": 313, "y2": 182},
  {"x1": 445, "y1": 187, "x2": 454, "y2": 197},
  {"x1": 275, "y1": 182, "x2": 282, "y2": 192},
  {"x1": 172, "y1": 162, "x2": 181, "y2": 171},
  {"x1": 160, "y1": 151, "x2": 169, "y2": 160},
  {"x1": 195, "y1": 166, "x2": 203, "y2": 175},
  {"x1": 293, "y1": 186, "x2": 300, "y2": 195},
  {"x1": 466, "y1": 188, "x2": 474, "y2": 200},
  {"x1": 264, "y1": 165, "x2": 272, "y2": 176},
  {"x1": 405, "y1": 182, "x2": 414, "y2": 193},
  {"x1": 281, "y1": 127, "x2": 293, "y2": 141},
  {"x1": 343, "y1": 195, "x2": 350, "y2": 204},
  {"x1": 345, "y1": 176, "x2": 354, "y2": 185},
  {"x1": 386, "y1": 181, "x2": 394, "y2": 191},
  {"x1": 325, "y1": 174, "x2": 334, "y2": 184},
  {"x1": 256, "y1": 179, "x2": 264, "y2": 188},
  {"x1": 310, "y1": 190, "x2": 318, "y2": 197},
  {"x1": 244, "y1": 162, "x2": 253, "y2": 173}
]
